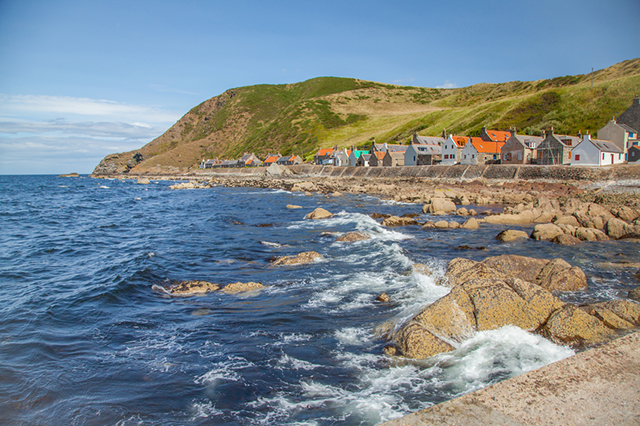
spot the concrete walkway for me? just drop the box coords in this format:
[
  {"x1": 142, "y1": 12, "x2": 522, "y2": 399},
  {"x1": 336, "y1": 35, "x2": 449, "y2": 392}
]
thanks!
[{"x1": 382, "y1": 331, "x2": 640, "y2": 426}]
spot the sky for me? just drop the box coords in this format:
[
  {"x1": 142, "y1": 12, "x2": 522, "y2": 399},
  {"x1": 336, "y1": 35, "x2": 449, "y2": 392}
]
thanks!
[{"x1": 1, "y1": 0, "x2": 639, "y2": 174}]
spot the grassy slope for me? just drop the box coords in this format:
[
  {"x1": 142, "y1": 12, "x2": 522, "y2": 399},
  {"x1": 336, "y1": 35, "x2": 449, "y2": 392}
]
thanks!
[{"x1": 95, "y1": 59, "x2": 640, "y2": 174}]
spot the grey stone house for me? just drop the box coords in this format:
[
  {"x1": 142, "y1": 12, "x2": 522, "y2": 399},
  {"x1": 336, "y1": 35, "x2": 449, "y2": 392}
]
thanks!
[{"x1": 536, "y1": 130, "x2": 580, "y2": 165}]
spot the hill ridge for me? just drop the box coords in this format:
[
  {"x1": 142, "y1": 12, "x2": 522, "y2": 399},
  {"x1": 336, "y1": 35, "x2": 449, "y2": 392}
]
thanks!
[{"x1": 93, "y1": 58, "x2": 640, "y2": 175}]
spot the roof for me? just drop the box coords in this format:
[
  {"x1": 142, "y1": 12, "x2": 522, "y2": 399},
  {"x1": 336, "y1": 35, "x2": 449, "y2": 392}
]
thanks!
[
  {"x1": 619, "y1": 123, "x2": 638, "y2": 134},
  {"x1": 387, "y1": 144, "x2": 408, "y2": 152},
  {"x1": 617, "y1": 96, "x2": 640, "y2": 135},
  {"x1": 512, "y1": 134, "x2": 544, "y2": 149},
  {"x1": 414, "y1": 135, "x2": 445, "y2": 145},
  {"x1": 264, "y1": 155, "x2": 279, "y2": 163},
  {"x1": 315, "y1": 148, "x2": 334, "y2": 157},
  {"x1": 484, "y1": 129, "x2": 511, "y2": 142},
  {"x1": 415, "y1": 144, "x2": 442, "y2": 155},
  {"x1": 468, "y1": 138, "x2": 504, "y2": 153},
  {"x1": 451, "y1": 136, "x2": 468, "y2": 148},
  {"x1": 373, "y1": 151, "x2": 386, "y2": 160},
  {"x1": 590, "y1": 138, "x2": 623, "y2": 153}
]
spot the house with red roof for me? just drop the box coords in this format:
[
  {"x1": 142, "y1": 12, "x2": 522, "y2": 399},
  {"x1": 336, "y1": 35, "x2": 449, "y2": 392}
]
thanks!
[
  {"x1": 368, "y1": 151, "x2": 386, "y2": 167},
  {"x1": 442, "y1": 135, "x2": 466, "y2": 165},
  {"x1": 314, "y1": 148, "x2": 335, "y2": 165},
  {"x1": 460, "y1": 137, "x2": 504, "y2": 165},
  {"x1": 263, "y1": 154, "x2": 281, "y2": 167}
]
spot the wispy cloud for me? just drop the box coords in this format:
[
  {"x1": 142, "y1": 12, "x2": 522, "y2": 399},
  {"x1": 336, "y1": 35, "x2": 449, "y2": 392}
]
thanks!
[
  {"x1": 0, "y1": 94, "x2": 181, "y2": 123},
  {"x1": 0, "y1": 118, "x2": 166, "y2": 140},
  {"x1": 392, "y1": 77, "x2": 416, "y2": 85},
  {"x1": 436, "y1": 80, "x2": 457, "y2": 89}
]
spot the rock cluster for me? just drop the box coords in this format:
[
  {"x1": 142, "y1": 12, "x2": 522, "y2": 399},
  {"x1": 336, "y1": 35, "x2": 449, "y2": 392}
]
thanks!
[
  {"x1": 160, "y1": 280, "x2": 263, "y2": 296},
  {"x1": 389, "y1": 255, "x2": 640, "y2": 359},
  {"x1": 305, "y1": 208, "x2": 333, "y2": 220}
]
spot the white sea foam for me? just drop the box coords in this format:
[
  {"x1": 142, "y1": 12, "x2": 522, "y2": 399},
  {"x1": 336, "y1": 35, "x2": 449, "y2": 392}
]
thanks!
[
  {"x1": 188, "y1": 400, "x2": 223, "y2": 419},
  {"x1": 277, "y1": 353, "x2": 320, "y2": 371},
  {"x1": 260, "y1": 240, "x2": 282, "y2": 248},
  {"x1": 99, "y1": 185, "x2": 110, "y2": 189},
  {"x1": 194, "y1": 355, "x2": 254, "y2": 386},
  {"x1": 335, "y1": 327, "x2": 372, "y2": 347}
]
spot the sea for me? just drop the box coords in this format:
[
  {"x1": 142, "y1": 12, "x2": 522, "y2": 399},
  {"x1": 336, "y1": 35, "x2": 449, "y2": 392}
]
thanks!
[{"x1": 1, "y1": 174, "x2": 638, "y2": 426}]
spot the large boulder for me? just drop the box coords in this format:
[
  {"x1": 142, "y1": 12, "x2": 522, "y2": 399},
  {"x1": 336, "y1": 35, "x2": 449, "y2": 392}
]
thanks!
[
  {"x1": 411, "y1": 286, "x2": 476, "y2": 343},
  {"x1": 393, "y1": 323, "x2": 455, "y2": 359},
  {"x1": 423, "y1": 198, "x2": 457, "y2": 215},
  {"x1": 272, "y1": 251, "x2": 322, "y2": 265},
  {"x1": 495, "y1": 229, "x2": 529, "y2": 243},
  {"x1": 481, "y1": 255, "x2": 549, "y2": 283},
  {"x1": 531, "y1": 223, "x2": 564, "y2": 241},
  {"x1": 460, "y1": 218, "x2": 479, "y2": 229},
  {"x1": 305, "y1": 208, "x2": 333, "y2": 220}
]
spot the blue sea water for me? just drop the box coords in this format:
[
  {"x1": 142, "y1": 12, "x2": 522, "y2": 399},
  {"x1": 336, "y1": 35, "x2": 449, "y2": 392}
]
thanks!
[{"x1": 1, "y1": 175, "x2": 638, "y2": 425}]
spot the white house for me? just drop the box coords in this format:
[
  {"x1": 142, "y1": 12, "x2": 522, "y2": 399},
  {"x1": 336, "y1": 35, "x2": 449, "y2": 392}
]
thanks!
[
  {"x1": 570, "y1": 135, "x2": 624, "y2": 166},
  {"x1": 442, "y1": 135, "x2": 465, "y2": 165}
]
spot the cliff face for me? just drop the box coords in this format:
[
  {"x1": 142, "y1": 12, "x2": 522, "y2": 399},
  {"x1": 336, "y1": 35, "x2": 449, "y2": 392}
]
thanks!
[{"x1": 93, "y1": 59, "x2": 640, "y2": 176}]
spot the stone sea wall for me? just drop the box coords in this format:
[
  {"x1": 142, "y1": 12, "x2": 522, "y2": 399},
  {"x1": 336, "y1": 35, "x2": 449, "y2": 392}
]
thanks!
[{"x1": 188, "y1": 163, "x2": 640, "y2": 182}]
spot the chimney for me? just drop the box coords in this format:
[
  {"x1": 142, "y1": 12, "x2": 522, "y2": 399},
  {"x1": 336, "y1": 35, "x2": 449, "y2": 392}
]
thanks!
[{"x1": 442, "y1": 128, "x2": 446, "y2": 139}]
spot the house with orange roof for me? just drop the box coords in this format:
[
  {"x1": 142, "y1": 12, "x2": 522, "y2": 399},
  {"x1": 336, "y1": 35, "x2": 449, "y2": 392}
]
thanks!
[
  {"x1": 276, "y1": 154, "x2": 303, "y2": 166},
  {"x1": 368, "y1": 151, "x2": 387, "y2": 166},
  {"x1": 263, "y1": 154, "x2": 281, "y2": 167},
  {"x1": 460, "y1": 137, "x2": 505, "y2": 165},
  {"x1": 442, "y1": 135, "x2": 466, "y2": 165},
  {"x1": 480, "y1": 127, "x2": 511, "y2": 142},
  {"x1": 314, "y1": 148, "x2": 336, "y2": 165}
]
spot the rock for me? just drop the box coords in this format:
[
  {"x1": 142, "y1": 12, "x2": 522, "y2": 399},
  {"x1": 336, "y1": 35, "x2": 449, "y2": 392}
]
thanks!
[
  {"x1": 394, "y1": 323, "x2": 455, "y2": 359},
  {"x1": 542, "y1": 304, "x2": 615, "y2": 346},
  {"x1": 629, "y1": 287, "x2": 640, "y2": 302},
  {"x1": 553, "y1": 215, "x2": 581, "y2": 227},
  {"x1": 495, "y1": 229, "x2": 529, "y2": 243},
  {"x1": 336, "y1": 232, "x2": 371, "y2": 242},
  {"x1": 424, "y1": 198, "x2": 457, "y2": 215},
  {"x1": 272, "y1": 251, "x2": 322, "y2": 265},
  {"x1": 286, "y1": 204, "x2": 302, "y2": 209},
  {"x1": 137, "y1": 178, "x2": 151, "y2": 185},
  {"x1": 412, "y1": 286, "x2": 476, "y2": 343},
  {"x1": 305, "y1": 208, "x2": 333, "y2": 220},
  {"x1": 449, "y1": 221, "x2": 460, "y2": 229},
  {"x1": 580, "y1": 305, "x2": 635, "y2": 330},
  {"x1": 612, "y1": 206, "x2": 639, "y2": 222},
  {"x1": 531, "y1": 223, "x2": 564, "y2": 241},
  {"x1": 292, "y1": 181, "x2": 317, "y2": 192},
  {"x1": 552, "y1": 234, "x2": 582, "y2": 245},
  {"x1": 382, "y1": 216, "x2": 418, "y2": 227},
  {"x1": 440, "y1": 259, "x2": 503, "y2": 287},
  {"x1": 331, "y1": 192, "x2": 342, "y2": 197},
  {"x1": 534, "y1": 210, "x2": 556, "y2": 224},
  {"x1": 606, "y1": 217, "x2": 630, "y2": 240},
  {"x1": 482, "y1": 255, "x2": 549, "y2": 283},
  {"x1": 421, "y1": 221, "x2": 435, "y2": 229},
  {"x1": 412, "y1": 263, "x2": 432, "y2": 276},
  {"x1": 221, "y1": 282, "x2": 264, "y2": 294},
  {"x1": 377, "y1": 292, "x2": 390, "y2": 302},
  {"x1": 59, "y1": 172, "x2": 79, "y2": 177},
  {"x1": 468, "y1": 209, "x2": 478, "y2": 216},
  {"x1": 434, "y1": 220, "x2": 449, "y2": 229},
  {"x1": 460, "y1": 217, "x2": 479, "y2": 229},
  {"x1": 456, "y1": 207, "x2": 469, "y2": 216},
  {"x1": 536, "y1": 258, "x2": 587, "y2": 291},
  {"x1": 264, "y1": 162, "x2": 291, "y2": 177},
  {"x1": 591, "y1": 300, "x2": 640, "y2": 325},
  {"x1": 382, "y1": 345, "x2": 397, "y2": 356},
  {"x1": 164, "y1": 280, "x2": 220, "y2": 296}
]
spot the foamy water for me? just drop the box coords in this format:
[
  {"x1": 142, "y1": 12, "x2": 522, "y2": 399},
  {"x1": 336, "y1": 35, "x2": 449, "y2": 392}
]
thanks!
[{"x1": 1, "y1": 175, "x2": 636, "y2": 425}]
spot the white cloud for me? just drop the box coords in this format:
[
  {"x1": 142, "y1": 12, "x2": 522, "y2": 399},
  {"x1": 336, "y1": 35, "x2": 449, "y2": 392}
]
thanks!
[
  {"x1": 0, "y1": 118, "x2": 166, "y2": 140},
  {"x1": 436, "y1": 80, "x2": 457, "y2": 89},
  {"x1": 0, "y1": 94, "x2": 182, "y2": 124}
]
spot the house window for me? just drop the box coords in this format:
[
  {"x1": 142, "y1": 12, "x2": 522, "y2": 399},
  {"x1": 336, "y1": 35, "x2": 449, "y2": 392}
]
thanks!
[
  {"x1": 602, "y1": 153, "x2": 605, "y2": 160},
  {"x1": 575, "y1": 154, "x2": 580, "y2": 161}
]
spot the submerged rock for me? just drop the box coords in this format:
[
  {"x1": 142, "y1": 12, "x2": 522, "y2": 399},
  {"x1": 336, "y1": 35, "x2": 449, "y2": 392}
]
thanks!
[
  {"x1": 162, "y1": 280, "x2": 220, "y2": 296},
  {"x1": 221, "y1": 282, "x2": 264, "y2": 294},
  {"x1": 336, "y1": 232, "x2": 371, "y2": 242},
  {"x1": 381, "y1": 215, "x2": 419, "y2": 227},
  {"x1": 495, "y1": 229, "x2": 529, "y2": 242},
  {"x1": 272, "y1": 251, "x2": 322, "y2": 265}
]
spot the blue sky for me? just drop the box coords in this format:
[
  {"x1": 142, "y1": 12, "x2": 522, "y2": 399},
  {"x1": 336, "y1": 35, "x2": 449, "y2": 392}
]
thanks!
[{"x1": 1, "y1": 0, "x2": 639, "y2": 174}]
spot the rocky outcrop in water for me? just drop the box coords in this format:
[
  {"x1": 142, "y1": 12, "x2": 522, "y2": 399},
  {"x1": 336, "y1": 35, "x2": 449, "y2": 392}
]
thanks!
[
  {"x1": 305, "y1": 208, "x2": 333, "y2": 220},
  {"x1": 158, "y1": 280, "x2": 264, "y2": 296},
  {"x1": 272, "y1": 251, "x2": 322, "y2": 265},
  {"x1": 336, "y1": 232, "x2": 371, "y2": 242},
  {"x1": 388, "y1": 255, "x2": 640, "y2": 359}
]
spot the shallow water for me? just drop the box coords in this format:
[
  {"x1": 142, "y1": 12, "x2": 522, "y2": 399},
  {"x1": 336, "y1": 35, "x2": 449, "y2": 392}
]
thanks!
[{"x1": 0, "y1": 175, "x2": 637, "y2": 425}]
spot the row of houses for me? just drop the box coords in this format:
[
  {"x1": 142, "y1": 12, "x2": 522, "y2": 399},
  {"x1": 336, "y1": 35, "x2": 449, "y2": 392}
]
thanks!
[
  {"x1": 200, "y1": 153, "x2": 303, "y2": 169},
  {"x1": 313, "y1": 96, "x2": 640, "y2": 168},
  {"x1": 199, "y1": 96, "x2": 640, "y2": 170}
]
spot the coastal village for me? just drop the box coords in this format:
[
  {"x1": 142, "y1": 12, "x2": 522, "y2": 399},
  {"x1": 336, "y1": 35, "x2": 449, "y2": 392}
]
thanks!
[{"x1": 200, "y1": 96, "x2": 640, "y2": 170}]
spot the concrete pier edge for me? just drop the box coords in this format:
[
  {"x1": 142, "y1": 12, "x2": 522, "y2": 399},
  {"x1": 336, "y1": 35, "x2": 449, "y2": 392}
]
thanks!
[{"x1": 381, "y1": 331, "x2": 640, "y2": 426}]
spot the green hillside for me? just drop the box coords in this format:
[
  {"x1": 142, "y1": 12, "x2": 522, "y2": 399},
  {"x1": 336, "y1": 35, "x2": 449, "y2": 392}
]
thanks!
[{"x1": 93, "y1": 58, "x2": 640, "y2": 174}]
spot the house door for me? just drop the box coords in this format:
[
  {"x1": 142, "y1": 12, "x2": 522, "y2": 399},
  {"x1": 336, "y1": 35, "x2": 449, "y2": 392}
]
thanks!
[{"x1": 611, "y1": 154, "x2": 614, "y2": 164}]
